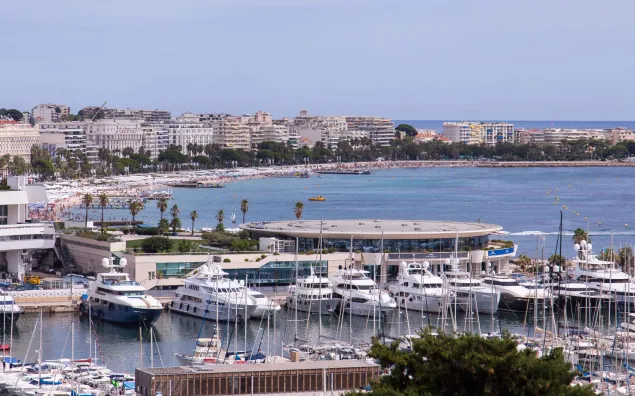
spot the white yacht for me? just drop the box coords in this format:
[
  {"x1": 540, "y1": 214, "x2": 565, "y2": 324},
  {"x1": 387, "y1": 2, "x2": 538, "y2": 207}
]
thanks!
[
  {"x1": 79, "y1": 257, "x2": 163, "y2": 325},
  {"x1": 443, "y1": 269, "x2": 500, "y2": 314},
  {"x1": 329, "y1": 267, "x2": 396, "y2": 316},
  {"x1": 0, "y1": 291, "x2": 23, "y2": 324},
  {"x1": 570, "y1": 240, "x2": 635, "y2": 305},
  {"x1": 548, "y1": 279, "x2": 612, "y2": 308},
  {"x1": 247, "y1": 289, "x2": 281, "y2": 318},
  {"x1": 174, "y1": 330, "x2": 226, "y2": 365},
  {"x1": 286, "y1": 271, "x2": 337, "y2": 314},
  {"x1": 482, "y1": 275, "x2": 550, "y2": 312},
  {"x1": 389, "y1": 262, "x2": 449, "y2": 313},
  {"x1": 170, "y1": 262, "x2": 257, "y2": 321}
]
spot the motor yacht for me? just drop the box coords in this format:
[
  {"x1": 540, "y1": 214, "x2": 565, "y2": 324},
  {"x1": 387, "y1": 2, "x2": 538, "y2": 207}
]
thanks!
[
  {"x1": 170, "y1": 262, "x2": 257, "y2": 321},
  {"x1": 389, "y1": 262, "x2": 450, "y2": 313},
  {"x1": 443, "y1": 269, "x2": 500, "y2": 314},
  {"x1": 482, "y1": 275, "x2": 550, "y2": 312},
  {"x1": 79, "y1": 257, "x2": 162, "y2": 326},
  {"x1": 285, "y1": 270, "x2": 337, "y2": 314},
  {"x1": 329, "y1": 266, "x2": 396, "y2": 316},
  {"x1": 570, "y1": 240, "x2": 635, "y2": 305},
  {"x1": 247, "y1": 289, "x2": 281, "y2": 318},
  {"x1": 0, "y1": 290, "x2": 23, "y2": 324}
]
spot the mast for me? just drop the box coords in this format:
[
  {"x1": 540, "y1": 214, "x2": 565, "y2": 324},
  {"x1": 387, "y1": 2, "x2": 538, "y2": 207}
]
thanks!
[
  {"x1": 294, "y1": 237, "x2": 299, "y2": 344},
  {"x1": 89, "y1": 301, "x2": 92, "y2": 364},
  {"x1": 244, "y1": 274, "x2": 248, "y2": 354},
  {"x1": 318, "y1": 220, "x2": 323, "y2": 339},
  {"x1": 38, "y1": 308, "x2": 42, "y2": 389},
  {"x1": 139, "y1": 327, "x2": 143, "y2": 369},
  {"x1": 71, "y1": 321, "x2": 74, "y2": 368},
  {"x1": 349, "y1": 235, "x2": 353, "y2": 345},
  {"x1": 150, "y1": 328, "x2": 154, "y2": 368}
]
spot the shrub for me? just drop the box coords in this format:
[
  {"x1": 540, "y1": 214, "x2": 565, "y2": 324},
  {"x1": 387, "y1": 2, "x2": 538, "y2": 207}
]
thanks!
[
  {"x1": 230, "y1": 238, "x2": 258, "y2": 252},
  {"x1": 273, "y1": 252, "x2": 280, "y2": 255},
  {"x1": 223, "y1": 258, "x2": 231, "y2": 263},
  {"x1": 141, "y1": 236, "x2": 172, "y2": 253},
  {"x1": 261, "y1": 254, "x2": 267, "y2": 259},
  {"x1": 244, "y1": 258, "x2": 249, "y2": 262},
  {"x1": 256, "y1": 257, "x2": 261, "y2": 262},
  {"x1": 177, "y1": 239, "x2": 199, "y2": 253},
  {"x1": 135, "y1": 227, "x2": 159, "y2": 236}
]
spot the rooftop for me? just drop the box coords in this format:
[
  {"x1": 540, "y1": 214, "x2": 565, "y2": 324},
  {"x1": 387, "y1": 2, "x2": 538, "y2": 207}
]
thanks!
[
  {"x1": 138, "y1": 360, "x2": 379, "y2": 376},
  {"x1": 241, "y1": 219, "x2": 502, "y2": 239}
]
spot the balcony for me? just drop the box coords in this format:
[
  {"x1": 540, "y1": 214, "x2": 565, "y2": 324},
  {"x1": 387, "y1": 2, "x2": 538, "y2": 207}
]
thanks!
[{"x1": 0, "y1": 223, "x2": 56, "y2": 250}]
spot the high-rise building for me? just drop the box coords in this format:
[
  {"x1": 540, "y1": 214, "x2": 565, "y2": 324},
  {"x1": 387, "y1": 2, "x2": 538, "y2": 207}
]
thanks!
[
  {"x1": 442, "y1": 122, "x2": 516, "y2": 145},
  {"x1": 292, "y1": 112, "x2": 348, "y2": 148},
  {"x1": 85, "y1": 119, "x2": 145, "y2": 154},
  {"x1": 31, "y1": 104, "x2": 70, "y2": 123},
  {"x1": 345, "y1": 116, "x2": 395, "y2": 146},
  {"x1": 211, "y1": 118, "x2": 251, "y2": 151},
  {"x1": 163, "y1": 123, "x2": 214, "y2": 154},
  {"x1": 0, "y1": 121, "x2": 40, "y2": 161}
]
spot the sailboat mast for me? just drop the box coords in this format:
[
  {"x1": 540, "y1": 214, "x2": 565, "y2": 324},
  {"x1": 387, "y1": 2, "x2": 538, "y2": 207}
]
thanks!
[
  {"x1": 349, "y1": 235, "x2": 353, "y2": 345},
  {"x1": 294, "y1": 238, "x2": 299, "y2": 344},
  {"x1": 318, "y1": 221, "x2": 323, "y2": 338},
  {"x1": 71, "y1": 321, "x2": 74, "y2": 368},
  {"x1": 38, "y1": 309, "x2": 42, "y2": 389},
  {"x1": 150, "y1": 328, "x2": 154, "y2": 368}
]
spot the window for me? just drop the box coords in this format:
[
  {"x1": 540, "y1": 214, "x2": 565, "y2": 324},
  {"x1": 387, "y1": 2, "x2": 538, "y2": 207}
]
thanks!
[{"x1": 0, "y1": 205, "x2": 7, "y2": 225}]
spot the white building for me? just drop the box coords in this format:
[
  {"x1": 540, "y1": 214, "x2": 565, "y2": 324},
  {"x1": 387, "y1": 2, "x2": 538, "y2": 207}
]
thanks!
[
  {"x1": 604, "y1": 128, "x2": 635, "y2": 145},
  {"x1": 292, "y1": 112, "x2": 348, "y2": 149},
  {"x1": 176, "y1": 112, "x2": 231, "y2": 123},
  {"x1": 85, "y1": 119, "x2": 145, "y2": 154},
  {"x1": 0, "y1": 176, "x2": 55, "y2": 280},
  {"x1": 31, "y1": 104, "x2": 70, "y2": 123},
  {"x1": 0, "y1": 122, "x2": 40, "y2": 161},
  {"x1": 39, "y1": 126, "x2": 90, "y2": 160},
  {"x1": 519, "y1": 128, "x2": 606, "y2": 145},
  {"x1": 164, "y1": 123, "x2": 214, "y2": 153},
  {"x1": 345, "y1": 116, "x2": 395, "y2": 146},
  {"x1": 442, "y1": 122, "x2": 516, "y2": 145}
]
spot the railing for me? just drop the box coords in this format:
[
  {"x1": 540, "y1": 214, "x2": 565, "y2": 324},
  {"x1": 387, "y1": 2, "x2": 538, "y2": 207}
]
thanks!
[{"x1": 0, "y1": 223, "x2": 55, "y2": 235}]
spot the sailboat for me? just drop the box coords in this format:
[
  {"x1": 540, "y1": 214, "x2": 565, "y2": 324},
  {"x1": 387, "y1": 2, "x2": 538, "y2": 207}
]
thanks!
[{"x1": 231, "y1": 212, "x2": 237, "y2": 224}]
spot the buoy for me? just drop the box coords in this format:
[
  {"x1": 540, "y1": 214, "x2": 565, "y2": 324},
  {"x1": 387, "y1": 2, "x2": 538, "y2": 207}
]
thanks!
[
  {"x1": 553, "y1": 202, "x2": 556, "y2": 205},
  {"x1": 568, "y1": 185, "x2": 571, "y2": 188},
  {"x1": 598, "y1": 221, "x2": 601, "y2": 225},
  {"x1": 584, "y1": 217, "x2": 588, "y2": 221},
  {"x1": 576, "y1": 213, "x2": 579, "y2": 216},
  {"x1": 626, "y1": 224, "x2": 629, "y2": 228}
]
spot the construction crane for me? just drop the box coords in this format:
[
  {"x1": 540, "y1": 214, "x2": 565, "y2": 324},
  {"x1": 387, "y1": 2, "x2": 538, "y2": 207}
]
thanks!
[{"x1": 90, "y1": 101, "x2": 108, "y2": 121}]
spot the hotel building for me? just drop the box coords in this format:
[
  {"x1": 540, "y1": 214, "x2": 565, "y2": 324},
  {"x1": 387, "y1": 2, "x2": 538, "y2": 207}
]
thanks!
[
  {"x1": 31, "y1": 104, "x2": 70, "y2": 123},
  {"x1": 442, "y1": 122, "x2": 516, "y2": 145},
  {"x1": 211, "y1": 118, "x2": 251, "y2": 150},
  {"x1": 0, "y1": 122, "x2": 40, "y2": 161},
  {"x1": 345, "y1": 116, "x2": 395, "y2": 146}
]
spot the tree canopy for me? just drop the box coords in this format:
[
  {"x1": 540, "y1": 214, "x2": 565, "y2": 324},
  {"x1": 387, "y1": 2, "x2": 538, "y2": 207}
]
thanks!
[
  {"x1": 395, "y1": 124, "x2": 418, "y2": 137},
  {"x1": 351, "y1": 331, "x2": 593, "y2": 396}
]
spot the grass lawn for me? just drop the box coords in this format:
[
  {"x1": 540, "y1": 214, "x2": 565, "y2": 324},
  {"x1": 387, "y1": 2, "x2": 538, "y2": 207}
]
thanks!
[{"x1": 126, "y1": 238, "x2": 211, "y2": 253}]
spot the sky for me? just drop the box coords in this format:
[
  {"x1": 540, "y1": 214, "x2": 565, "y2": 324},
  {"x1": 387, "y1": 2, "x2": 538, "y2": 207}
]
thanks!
[{"x1": 2, "y1": 0, "x2": 634, "y2": 120}]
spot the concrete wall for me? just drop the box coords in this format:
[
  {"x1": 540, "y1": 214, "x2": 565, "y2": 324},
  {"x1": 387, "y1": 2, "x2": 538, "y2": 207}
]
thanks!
[{"x1": 62, "y1": 234, "x2": 126, "y2": 274}]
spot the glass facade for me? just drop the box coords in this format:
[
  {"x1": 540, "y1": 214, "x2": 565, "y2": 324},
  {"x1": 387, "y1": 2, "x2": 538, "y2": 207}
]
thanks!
[
  {"x1": 0, "y1": 205, "x2": 7, "y2": 225},
  {"x1": 155, "y1": 260, "x2": 327, "y2": 286},
  {"x1": 297, "y1": 236, "x2": 488, "y2": 253}
]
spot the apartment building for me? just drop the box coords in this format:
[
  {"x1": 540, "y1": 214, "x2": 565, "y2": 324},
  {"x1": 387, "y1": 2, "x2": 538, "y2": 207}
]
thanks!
[
  {"x1": 345, "y1": 116, "x2": 395, "y2": 146},
  {"x1": 0, "y1": 121, "x2": 40, "y2": 161},
  {"x1": 518, "y1": 128, "x2": 606, "y2": 145},
  {"x1": 101, "y1": 108, "x2": 171, "y2": 122},
  {"x1": 85, "y1": 119, "x2": 145, "y2": 154},
  {"x1": 163, "y1": 123, "x2": 214, "y2": 153},
  {"x1": 40, "y1": 125, "x2": 89, "y2": 160},
  {"x1": 211, "y1": 118, "x2": 251, "y2": 150},
  {"x1": 442, "y1": 122, "x2": 516, "y2": 145},
  {"x1": 603, "y1": 128, "x2": 635, "y2": 145},
  {"x1": 31, "y1": 104, "x2": 70, "y2": 123},
  {"x1": 292, "y1": 112, "x2": 348, "y2": 148},
  {"x1": 176, "y1": 112, "x2": 231, "y2": 123},
  {"x1": 0, "y1": 176, "x2": 55, "y2": 280}
]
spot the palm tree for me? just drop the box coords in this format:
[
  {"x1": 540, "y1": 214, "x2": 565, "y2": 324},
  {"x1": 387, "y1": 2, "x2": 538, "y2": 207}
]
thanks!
[
  {"x1": 240, "y1": 199, "x2": 249, "y2": 224},
  {"x1": 129, "y1": 201, "x2": 143, "y2": 233},
  {"x1": 82, "y1": 193, "x2": 93, "y2": 228},
  {"x1": 216, "y1": 209, "x2": 224, "y2": 225},
  {"x1": 157, "y1": 199, "x2": 168, "y2": 221},
  {"x1": 572, "y1": 228, "x2": 589, "y2": 244},
  {"x1": 190, "y1": 210, "x2": 198, "y2": 235},
  {"x1": 294, "y1": 201, "x2": 304, "y2": 220},
  {"x1": 98, "y1": 193, "x2": 109, "y2": 232},
  {"x1": 170, "y1": 204, "x2": 180, "y2": 219},
  {"x1": 170, "y1": 217, "x2": 182, "y2": 233},
  {"x1": 158, "y1": 218, "x2": 169, "y2": 234},
  {"x1": 516, "y1": 254, "x2": 532, "y2": 272}
]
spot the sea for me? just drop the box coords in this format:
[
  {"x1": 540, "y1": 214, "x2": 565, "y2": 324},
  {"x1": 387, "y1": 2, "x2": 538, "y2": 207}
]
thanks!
[
  {"x1": 48, "y1": 166, "x2": 635, "y2": 372},
  {"x1": 394, "y1": 120, "x2": 635, "y2": 132}
]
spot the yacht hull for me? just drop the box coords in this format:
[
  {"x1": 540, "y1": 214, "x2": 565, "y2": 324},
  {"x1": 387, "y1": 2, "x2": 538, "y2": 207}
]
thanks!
[
  {"x1": 80, "y1": 302, "x2": 161, "y2": 326},
  {"x1": 251, "y1": 305, "x2": 281, "y2": 319},
  {"x1": 394, "y1": 294, "x2": 445, "y2": 313},
  {"x1": 285, "y1": 297, "x2": 336, "y2": 315},
  {"x1": 456, "y1": 292, "x2": 500, "y2": 314},
  {"x1": 169, "y1": 300, "x2": 255, "y2": 321},
  {"x1": 0, "y1": 311, "x2": 21, "y2": 325},
  {"x1": 334, "y1": 300, "x2": 396, "y2": 317},
  {"x1": 498, "y1": 294, "x2": 549, "y2": 312}
]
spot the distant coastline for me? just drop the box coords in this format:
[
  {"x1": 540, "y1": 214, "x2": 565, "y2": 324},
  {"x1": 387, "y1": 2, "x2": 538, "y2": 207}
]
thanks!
[{"x1": 330, "y1": 160, "x2": 635, "y2": 169}]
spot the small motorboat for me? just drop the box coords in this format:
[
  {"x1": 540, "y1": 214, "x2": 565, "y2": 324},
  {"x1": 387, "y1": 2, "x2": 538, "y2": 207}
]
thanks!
[{"x1": 309, "y1": 196, "x2": 326, "y2": 201}]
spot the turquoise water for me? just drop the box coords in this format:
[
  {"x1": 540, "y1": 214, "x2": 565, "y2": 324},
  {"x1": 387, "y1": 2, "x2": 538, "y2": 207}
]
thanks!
[{"x1": 108, "y1": 167, "x2": 635, "y2": 255}]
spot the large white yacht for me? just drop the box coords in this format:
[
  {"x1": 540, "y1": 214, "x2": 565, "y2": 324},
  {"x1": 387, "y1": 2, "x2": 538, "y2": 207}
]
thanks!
[
  {"x1": 286, "y1": 271, "x2": 337, "y2": 315},
  {"x1": 247, "y1": 289, "x2": 281, "y2": 318},
  {"x1": 443, "y1": 269, "x2": 500, "y2": 314},
  {"x1": 329, "y1": 267, "x2": 396, "y2": 316},
  {"x1": 79, "y1": 257, "x2": 163, "y2": 325},
  {"x1": 170, "y1": 262, "x2": 257, "y2": 321},
  {"x1": 570, "y1": 240, "x2": 635, "y2": 305},
  {"x1": 389, "y1": 262, "x2": 449, "y2": 313},
  {"x1": 0, "y1": 291, "x2": 23, "y2": 324},
  {"x1": 481, "y1": 275, "x2": 550, "y2": 312}
]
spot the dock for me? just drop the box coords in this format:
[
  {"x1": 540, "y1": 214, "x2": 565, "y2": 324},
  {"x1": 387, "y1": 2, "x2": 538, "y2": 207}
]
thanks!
[{"x1": 135, "y1": 360, "x2": 379, "y2": 396}]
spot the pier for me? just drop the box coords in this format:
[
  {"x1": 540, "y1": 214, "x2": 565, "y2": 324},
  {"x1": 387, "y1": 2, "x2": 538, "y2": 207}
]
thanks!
[{"x1": 135, "y1": 360, "x2": 379, "y2": 396}]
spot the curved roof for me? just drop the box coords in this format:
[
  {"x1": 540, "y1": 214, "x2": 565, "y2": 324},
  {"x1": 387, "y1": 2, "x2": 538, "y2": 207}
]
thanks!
[{"x1": 240, "y1": 219, "x2": 503, "y2": 239}]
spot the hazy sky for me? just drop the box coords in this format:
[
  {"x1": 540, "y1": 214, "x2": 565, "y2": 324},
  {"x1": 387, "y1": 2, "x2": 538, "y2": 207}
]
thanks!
[{"x1": 3, "y1": 0, "x2": 634, "y2": 120}]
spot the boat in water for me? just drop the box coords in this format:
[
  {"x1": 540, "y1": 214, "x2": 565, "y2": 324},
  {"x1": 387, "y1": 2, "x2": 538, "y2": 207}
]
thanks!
[
  {"x1": 315, "y1": 170, "x2": 373, "y2": 175},
  {"x1": 482, "y1": 275, "x2": 550, "y2": 312},
  {"x1": 330, "y1": 266, "x2": 395, "y2": 316},
  {"x1": 170, "y1": 261, "x2": 258, "y2": 321},
  {"x1": 389, "y1": 262, "x2": 450, "y2": 313},
  {"x1": 308, "y1": 196, "x2": 326, "y2": 201},
  {"x1": 286, "y1": 271, "x2": 337, "y2": 314},
  {"x1": 0, "y1": 290, "x2": 23, "y2": 325},
  {"x1": 79, "y1": 257, "x2": 162, "y2": 326},
  {"x1": 443, "y1": 268, "x2": 500, "y2": 314}
]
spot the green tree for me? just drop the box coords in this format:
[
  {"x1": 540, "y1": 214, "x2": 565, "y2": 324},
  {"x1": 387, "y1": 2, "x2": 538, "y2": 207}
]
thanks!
[
  {"x1": 82, "y1": 193, "x2": 94, "y2": 228},
  {"x1": 572, "y1": 228, "x2": 589, "y2": 244},
  {"x1": 240, "y1": 199, "x2": 249, "y2": 224},
  {"x1": 170, "y1": 217, "x2": 182, "y2": 233},
  {"x1": 515, "y1": 254, "x2": 532, "y2": 271},
  {"x1": 216, "y1": 209, "x2": 225, "y2": 232},
  {"x1": 548, "y1": 254, "x2": 566, "y2": 267},
  {"x1": 157, "y1": 218, "x2": 170, "y2": 234},
  {"x1": 156, "y1": 199, "x2": 168, "y2": 222},
  {"x1": 141, "y1": 236, "x2": 172, "y2": 253},
  {"x1": 190, "y1": 210, "x2": 198, "y2": 235},
  {"x1": 395, "y1": 123, "x2": 417, "y2": 137},
  {"x1": 170, "y1": 204, "x2": 180, "y2": 219},
  {"x1": 128, "y1": 201, "x2": 143, "y2": 232},
  {"x1": 177, "y1": 239, "x2": 199, "y2": 253},
  {"x1": 350, "y1": 331, "x2": 594, "y2": 396},
  {"x1": 294, "y1": 201, "x2": 304, "y2": 220},
  {"x1": 98, "y1": 193, "x2": 109, "y2": 232}
]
